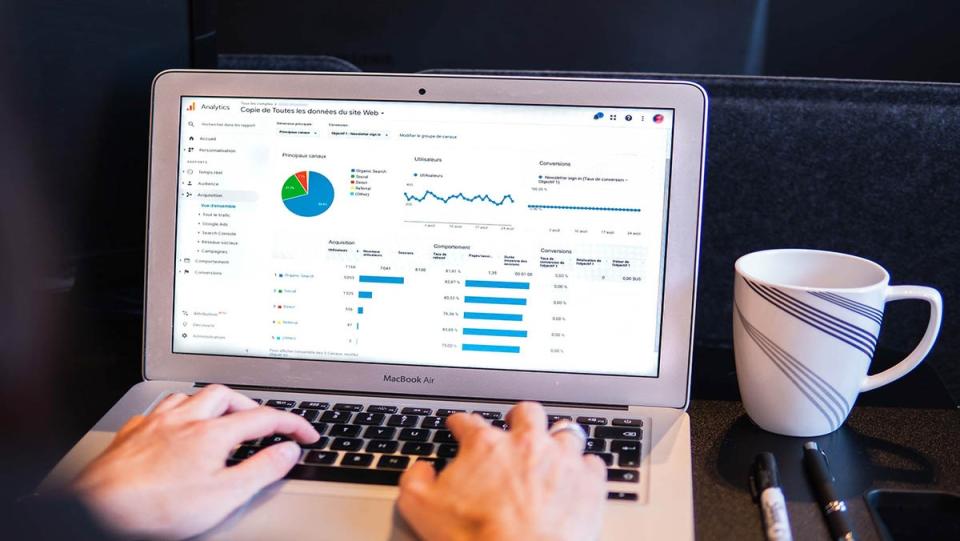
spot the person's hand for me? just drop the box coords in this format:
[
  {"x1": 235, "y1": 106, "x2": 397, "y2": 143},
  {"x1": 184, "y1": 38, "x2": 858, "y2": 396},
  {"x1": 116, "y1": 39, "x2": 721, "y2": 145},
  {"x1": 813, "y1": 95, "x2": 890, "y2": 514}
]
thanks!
[
  {"x1": 397, "y1": 402, "x2": 607, "y2": 541},
  {"x1": 71, "y1": 384, "x2": 318, "y2": 540}
]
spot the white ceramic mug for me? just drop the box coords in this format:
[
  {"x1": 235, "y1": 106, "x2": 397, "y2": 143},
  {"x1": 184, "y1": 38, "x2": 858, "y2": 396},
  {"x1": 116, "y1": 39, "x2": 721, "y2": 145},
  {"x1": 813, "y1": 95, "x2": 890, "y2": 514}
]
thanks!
[{"x1": 733, "y1": 249, "x2": 942, "y2": 437}]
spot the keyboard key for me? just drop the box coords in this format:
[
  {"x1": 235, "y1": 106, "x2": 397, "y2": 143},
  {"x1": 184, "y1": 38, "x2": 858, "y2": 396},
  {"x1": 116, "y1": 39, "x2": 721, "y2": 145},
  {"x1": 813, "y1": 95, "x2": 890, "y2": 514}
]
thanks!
[
  {"x1": 262, "y1": 435, "x2": 290, "y2": 446},
  {"x1": 436, "y1": 409, "x2": 465, "y2": 417},
  {"x1": 547, "y1": 415, "x2": 573, "y2": 426},
  {"x1": 586, "y1": 452, "x2": 614, "y2": 466},
  {"x1": 250, "y1": 398, "x2": 263, "y2": 405},
  {"x1": 310, "y1": 422, "x2": 328, "y2": 435},
  {"x1": 377, "y1": 455, "x2": 410, "y2": 470},
  {"x1": 387, "y1": 414, "x2": 420, "y2": 427},
  {"x1": 576, "y1": 416, "x2": 608, "y2": 425},
  {"x1": 401, "y1": 407, "x2": 432, "y2": 416},
  {"x1": 607, "y1": 492, "x2": 639, "y2": 501},
  {"x1": 611, "y1": 440, "x2": 640, "y2": 453},
  {"x1": 366, "y1": 440, "x2": 399, "y2": 454},
  {"x1": 607, "y1": 469, "x2": 640, "y2": 483},
  {"x1": 342, "y1": 453, "x2": 375, "y2": 467},
  {"x1": 333, "y1": 403, "x2": 364, "y2": 412},
  {"x1": 595, "y1": 427, "x2": 642, "y2": 440},
  {"x1": 266, "y1": 399, "x2": 296, "y2": 409},
  {"x1": 354, "y1": 413, "x2": 386, "y2": 426},
  {"x1": 421, "y1": 416, "x2": 446, "y2": 429},
  {"x1": 328, "y1": 424, "x2": 362, "y2": 438},
  {"x1": 612, "y1": 418, "x2": 643, "y2": 428},
  {"x1": 473, "y1": 410, "x2": 502, "y2": 419},
  {"x1": 285, "y1": 464, "x2": 401, "y2": 485},
  {"x1": 231, "y1": 446, "x2": 259, "y2": 460},
  {"x1": 298, "y1": 401, "x2": 329, "y2": 410},
  {"x1": 303, "y1": 436, "x2": 330, "y2": 450},
  {"x1": 492, "y1": 420, "x2": 510, "y2": 430},
  {"x1": 289, "y1": 408, "x2": 320, "y2": 422},
  {"x1": 433, "y1": 430, "x2": 456, "y2": 443},
  {"x1": 618, "y1": 451, "x2": 640, "y2": 468},
  {"x1": 330, "y1": 438, "x2": 363, "y2": 451},
  {"x1": 437, "y1": 444, "x2": 459, "y2": 458},
  {"x1": 611, "y1": 440, "x2": 640, "y2": 467},
  {"x1": 367, "y1": 405, "x2": 398, "y2": 414},
  {"x1": 320, "y1": 410, "x2": 353, "y2": 423},
  {"x1": 401, "y1": 442, "x2": 435, "y2": 456},
  {"x1": 363, "y1": 426, "x2": 397, "y2": 440},
  {"x1": 399, "y1": 429, "x2": 430, "y2": 442},
  {"x1": 417, "y1": 457, "x2": 448, "y2": 471},
  {"x1": 304, "y1": 451, "x2": 338, "y2": 465},
  {"x1": 585, "y1": 438, "x2": 606, "y2": 452}
]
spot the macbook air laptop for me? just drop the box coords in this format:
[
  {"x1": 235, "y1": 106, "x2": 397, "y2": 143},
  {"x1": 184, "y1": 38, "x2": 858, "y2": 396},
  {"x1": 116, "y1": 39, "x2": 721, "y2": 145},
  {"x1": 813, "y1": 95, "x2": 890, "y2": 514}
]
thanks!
[{"x1": 42, "y1": 71, "x2": 707, "y2": 540}]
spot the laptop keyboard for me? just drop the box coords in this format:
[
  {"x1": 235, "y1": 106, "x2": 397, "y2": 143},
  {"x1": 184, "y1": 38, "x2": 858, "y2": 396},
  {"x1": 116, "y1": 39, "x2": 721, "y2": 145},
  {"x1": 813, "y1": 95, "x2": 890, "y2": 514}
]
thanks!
[{"x1": 227, "y1": 398, "x2": 644, "y2": 502}]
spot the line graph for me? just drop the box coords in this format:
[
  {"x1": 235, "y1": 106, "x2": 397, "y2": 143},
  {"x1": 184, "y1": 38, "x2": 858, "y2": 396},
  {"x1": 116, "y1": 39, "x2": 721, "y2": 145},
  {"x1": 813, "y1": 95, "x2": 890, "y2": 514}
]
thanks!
[{"x1": 404, "y1": 190, "x2": 515, "y2": 206}]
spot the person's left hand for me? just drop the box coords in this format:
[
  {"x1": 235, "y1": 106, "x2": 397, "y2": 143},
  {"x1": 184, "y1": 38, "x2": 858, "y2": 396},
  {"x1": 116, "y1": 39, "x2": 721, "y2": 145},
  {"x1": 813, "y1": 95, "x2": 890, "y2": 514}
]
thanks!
[{"x1": 71, "y1": 384, "x2": 319, "y2": 540}]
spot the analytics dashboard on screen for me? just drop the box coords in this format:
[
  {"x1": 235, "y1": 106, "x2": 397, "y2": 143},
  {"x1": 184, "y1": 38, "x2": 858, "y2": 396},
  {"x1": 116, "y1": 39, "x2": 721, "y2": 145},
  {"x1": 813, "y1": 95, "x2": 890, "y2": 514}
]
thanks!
[{"x1": 172, "y1": 97, "x2": 674, "y2": 377}]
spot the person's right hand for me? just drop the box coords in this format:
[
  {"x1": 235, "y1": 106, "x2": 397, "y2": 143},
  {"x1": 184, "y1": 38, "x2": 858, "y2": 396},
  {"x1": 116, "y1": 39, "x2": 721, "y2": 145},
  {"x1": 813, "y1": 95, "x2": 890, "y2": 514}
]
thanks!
[
  {"x1": 397, "y1": 402, "x2": 607, "y2": 541},
  {"x1": 71, "y1": 385, "x2": 318, "y2": 540}
]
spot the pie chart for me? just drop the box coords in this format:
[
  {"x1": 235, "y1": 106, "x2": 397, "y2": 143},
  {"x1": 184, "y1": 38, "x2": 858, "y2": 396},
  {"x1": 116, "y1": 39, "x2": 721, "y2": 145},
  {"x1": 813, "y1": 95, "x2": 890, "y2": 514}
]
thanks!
[{"x1": 281, "y1": 171, "x2": 335, "y2": 217}]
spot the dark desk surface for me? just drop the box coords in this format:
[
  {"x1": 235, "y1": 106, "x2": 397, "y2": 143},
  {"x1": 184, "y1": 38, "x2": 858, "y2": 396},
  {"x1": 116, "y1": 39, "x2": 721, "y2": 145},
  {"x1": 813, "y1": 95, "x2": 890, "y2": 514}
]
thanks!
[{"x1": 690, "y1": 400, "x2": 960, "y2": 541}]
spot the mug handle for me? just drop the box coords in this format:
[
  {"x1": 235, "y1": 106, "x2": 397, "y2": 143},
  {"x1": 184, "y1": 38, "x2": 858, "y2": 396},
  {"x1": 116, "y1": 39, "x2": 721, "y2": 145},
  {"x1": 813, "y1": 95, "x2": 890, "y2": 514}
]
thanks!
[{"x1": 860, "y1": 285, "x2": 943, "y2": 392}]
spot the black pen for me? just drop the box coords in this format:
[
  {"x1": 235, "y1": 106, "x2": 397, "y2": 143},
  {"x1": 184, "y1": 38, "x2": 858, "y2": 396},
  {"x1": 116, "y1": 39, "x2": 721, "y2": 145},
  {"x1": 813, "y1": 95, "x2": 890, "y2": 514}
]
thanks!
[
  {"x1": 802, "y1": 442, "x2": 856, "y2": 541},
  {"x1": 750, "y1": 452, "x2": 793, "y2": 541}
]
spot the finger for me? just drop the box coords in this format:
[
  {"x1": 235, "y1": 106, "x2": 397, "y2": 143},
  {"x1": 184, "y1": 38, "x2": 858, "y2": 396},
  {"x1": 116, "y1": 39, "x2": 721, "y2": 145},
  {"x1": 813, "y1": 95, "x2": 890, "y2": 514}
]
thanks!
[
  {"x1": 550, "y1": 420, "x2": 587, "y2": 455},
  {"x1": 505, "y1": 401, "x2": 547, "y2": 434},
  {"x1": 211, "y1": 406, "x2": 319, "y2": 445},
  {"x1": 150, "y1": 392, "x2": 189, "y2": 414},
  {"x1": 399, "y1": 460, "x2": 437, "y2": 493},
  {"x1": 114, "y1": 414, "x2": 146, "y2": 440},
  {"x1": 446, "y1": 412, "x2": 492, "y2": 444},
  {"x1": 582, "y1": 453, "x2": 608, "y2": 477},
  {"x1": 178, "y1": 384, "x2": 260, "y2": 419},
  {"x1": 397, "y1": 462, "x2": 438, "y2": 538},
  {"x1": 219, "y1": 441, "x2": 300, "y2": 500}
]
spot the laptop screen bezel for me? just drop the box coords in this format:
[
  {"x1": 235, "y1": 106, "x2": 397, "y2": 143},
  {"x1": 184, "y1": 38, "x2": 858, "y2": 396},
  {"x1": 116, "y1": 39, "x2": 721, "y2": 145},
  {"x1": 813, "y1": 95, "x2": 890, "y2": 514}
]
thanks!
[{"x1": 144, "y1": 71, "x2": 705, "y2": 409}]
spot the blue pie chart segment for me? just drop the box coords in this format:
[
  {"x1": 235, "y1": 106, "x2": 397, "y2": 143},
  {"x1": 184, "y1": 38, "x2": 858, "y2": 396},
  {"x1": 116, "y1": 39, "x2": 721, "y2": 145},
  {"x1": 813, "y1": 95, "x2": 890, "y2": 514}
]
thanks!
[{"x1": 282, "y1": 171, "x2": 335, "y2": 217}]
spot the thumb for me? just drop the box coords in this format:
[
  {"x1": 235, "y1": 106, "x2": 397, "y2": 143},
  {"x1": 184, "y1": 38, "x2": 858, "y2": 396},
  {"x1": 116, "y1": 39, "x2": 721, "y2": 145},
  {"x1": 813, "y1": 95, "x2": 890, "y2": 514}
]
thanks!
[
  {"x1": 397, "y1": 462, "x2": 440, "y2": 539},
  {"x1": 399, "y1": 459, "x2": 437, "y2": 492},
  {"x1": 222, "y1": 441, "x2": 300, "y2": 499}
]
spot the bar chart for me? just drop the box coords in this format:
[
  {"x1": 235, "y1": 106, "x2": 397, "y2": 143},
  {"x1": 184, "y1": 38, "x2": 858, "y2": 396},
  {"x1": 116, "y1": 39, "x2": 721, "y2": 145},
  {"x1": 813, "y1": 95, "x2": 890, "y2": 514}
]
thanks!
[
  {"x1": 461, "y1": 279, "x2": 529, "y2": 354},
  {"x1": 355, "y1": 275, "x2": 405, "y2": 319}
]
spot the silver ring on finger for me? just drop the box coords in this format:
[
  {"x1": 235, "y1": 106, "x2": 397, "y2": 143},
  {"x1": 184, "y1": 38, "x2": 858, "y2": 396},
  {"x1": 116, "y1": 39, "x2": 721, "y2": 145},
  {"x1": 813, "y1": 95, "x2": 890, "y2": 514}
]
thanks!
[{"x1": 547, "y1": 420, "x2": 588, "y2": 451}]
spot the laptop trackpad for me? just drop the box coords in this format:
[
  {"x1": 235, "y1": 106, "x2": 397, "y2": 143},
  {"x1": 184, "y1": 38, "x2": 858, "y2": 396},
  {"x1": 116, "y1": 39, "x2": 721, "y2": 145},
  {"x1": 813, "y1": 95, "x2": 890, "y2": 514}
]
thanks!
[{"x1": 203, "y1": 486, "x2": 418, "y2": 541}]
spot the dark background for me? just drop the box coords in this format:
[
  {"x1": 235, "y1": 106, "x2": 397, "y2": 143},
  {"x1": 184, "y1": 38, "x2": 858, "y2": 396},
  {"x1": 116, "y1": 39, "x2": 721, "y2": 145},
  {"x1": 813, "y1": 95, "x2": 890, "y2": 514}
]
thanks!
[{"x1": 1, "y1": 0, "x2": 959, "y2": 499}]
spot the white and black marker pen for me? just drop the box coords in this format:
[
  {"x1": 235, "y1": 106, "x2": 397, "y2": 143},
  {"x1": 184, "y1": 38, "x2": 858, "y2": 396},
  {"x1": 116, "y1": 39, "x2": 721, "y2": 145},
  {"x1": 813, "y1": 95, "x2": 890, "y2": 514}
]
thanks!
[{"x1": 750, "y1": 452, "x2": 793, "y2": 541}]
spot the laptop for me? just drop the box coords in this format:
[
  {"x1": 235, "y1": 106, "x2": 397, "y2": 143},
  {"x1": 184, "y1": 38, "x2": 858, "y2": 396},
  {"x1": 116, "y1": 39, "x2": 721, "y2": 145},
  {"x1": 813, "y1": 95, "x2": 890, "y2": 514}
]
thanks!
[{"x1": 42, "y1": 71, "x2": 707, "y2": 540}]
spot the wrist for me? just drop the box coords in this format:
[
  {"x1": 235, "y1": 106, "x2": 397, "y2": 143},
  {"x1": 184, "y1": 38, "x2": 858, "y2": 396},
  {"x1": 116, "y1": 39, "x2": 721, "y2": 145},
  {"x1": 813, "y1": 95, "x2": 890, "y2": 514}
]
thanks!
[{"x1": 72, "y1": 476, "x2": 142, "y2": 540}]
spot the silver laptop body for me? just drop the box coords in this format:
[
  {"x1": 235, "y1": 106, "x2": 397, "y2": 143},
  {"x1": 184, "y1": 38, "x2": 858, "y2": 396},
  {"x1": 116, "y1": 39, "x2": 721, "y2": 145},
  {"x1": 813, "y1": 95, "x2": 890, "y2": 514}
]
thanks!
[{"x1": 43, "y1": 71, "x2": 707, "y2": 540}]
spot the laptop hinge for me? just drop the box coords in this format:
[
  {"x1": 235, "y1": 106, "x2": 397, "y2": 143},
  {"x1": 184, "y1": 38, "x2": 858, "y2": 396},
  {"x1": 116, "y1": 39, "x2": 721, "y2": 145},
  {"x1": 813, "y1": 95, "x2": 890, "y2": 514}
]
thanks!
[{"x1": 194, "y1": 382, "x2": 630, "y2": 410}]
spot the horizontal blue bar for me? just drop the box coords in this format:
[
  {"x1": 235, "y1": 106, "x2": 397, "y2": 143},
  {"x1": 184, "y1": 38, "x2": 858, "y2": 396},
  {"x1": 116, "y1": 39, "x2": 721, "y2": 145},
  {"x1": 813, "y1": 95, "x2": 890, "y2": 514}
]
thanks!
[
  {"x1": 358, "y1": 307, "x2": 364, "y2": 314},
  {"x1": 464, "y1": 296, "x2": 527, "y2": 305},
  {"x1": 358, "y1": 291, "x2": 373, "y2": 299},
  {"x1": 465, "y1": 280, "x2": 530, "y2": 290},
  {"x1": 463, "y1": 328, "x2": 527, "y2": 337},
  {"x1": 359, "y1": 275, "x2": 405, "y2": 284},
  {"x1": 464, "y1": 312, "x2": 523, "y2": 321},
  {"x1": 462, "y1": 344, "x2": 521, "y2": 353}
]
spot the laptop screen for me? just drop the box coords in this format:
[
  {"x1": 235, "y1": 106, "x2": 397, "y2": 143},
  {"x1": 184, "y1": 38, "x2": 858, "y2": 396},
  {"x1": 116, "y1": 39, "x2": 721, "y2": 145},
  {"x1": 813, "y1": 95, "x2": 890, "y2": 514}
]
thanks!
[{"x1": 172, "y1": 96, "x2": 674, "y2": 377}]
